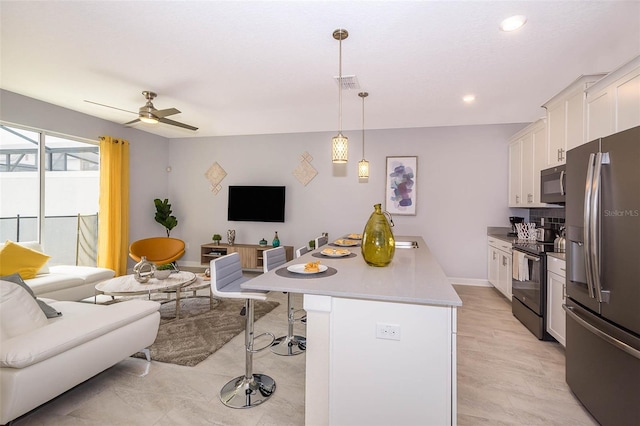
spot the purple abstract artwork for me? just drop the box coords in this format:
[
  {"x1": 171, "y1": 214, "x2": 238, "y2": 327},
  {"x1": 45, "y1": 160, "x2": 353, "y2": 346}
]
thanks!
[{"x1": 386, "y1": 157, "x2": 417, "y2": 215}]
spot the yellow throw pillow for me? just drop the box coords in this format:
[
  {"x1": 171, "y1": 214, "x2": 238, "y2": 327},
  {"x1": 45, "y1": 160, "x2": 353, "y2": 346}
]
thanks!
[{"x1": 0, "y1": 240, "x2": 51, "y2": 280}]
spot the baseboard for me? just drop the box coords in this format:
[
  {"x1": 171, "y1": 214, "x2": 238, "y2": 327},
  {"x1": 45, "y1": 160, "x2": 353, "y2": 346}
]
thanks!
[{"x1": 448, "y1": 277, "x2": 492, "y2": 287}]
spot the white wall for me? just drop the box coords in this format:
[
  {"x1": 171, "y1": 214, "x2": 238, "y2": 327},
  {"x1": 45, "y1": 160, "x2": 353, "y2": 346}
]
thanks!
[
  {"x1": 2, "y1": 90, "x2": 528, "y2": 280},
  {"x1": 169, "y1": 123, "x2": 526, "y2": 280}
]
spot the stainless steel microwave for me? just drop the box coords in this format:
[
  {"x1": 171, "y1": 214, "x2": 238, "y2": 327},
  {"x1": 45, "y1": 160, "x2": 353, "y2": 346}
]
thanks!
[{"x1": 540, "y1": 165, "x2": 566, "y2": 204}]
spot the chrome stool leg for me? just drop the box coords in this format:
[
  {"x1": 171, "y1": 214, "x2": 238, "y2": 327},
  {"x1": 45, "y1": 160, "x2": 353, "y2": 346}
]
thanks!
[
  {"x1": 271, "y1": 293, "x2": 306, "y2": 356},
  {"x1": 220, "y1": 299, "x2": 276, "y2": 408}
]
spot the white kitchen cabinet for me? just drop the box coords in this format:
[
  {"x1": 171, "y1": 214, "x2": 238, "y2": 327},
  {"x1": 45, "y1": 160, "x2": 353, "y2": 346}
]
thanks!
[
  {"x1": 546, "y1": 255, "x2": 566, "y2": 347},
  {"x1": 543, "y1": 74, "x2": 605, "y2": 166},
  {"x1": 586, "y1": 55, "x2": 640, "y2": 141},
  {"x1": 508, "y1": 119, "x2": 548, "y2": 207},
  {"x1": 488, "y1": 237, "x2": 512, "y2": 301}
]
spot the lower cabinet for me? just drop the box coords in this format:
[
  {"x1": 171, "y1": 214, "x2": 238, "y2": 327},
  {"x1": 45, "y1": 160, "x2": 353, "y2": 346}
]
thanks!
[
  {"x1": 546, "y1": 256, "x2": 566, "y2": 346},
  {"x1": 488, "y1": 237, "x2": 512, "y2": 301}
]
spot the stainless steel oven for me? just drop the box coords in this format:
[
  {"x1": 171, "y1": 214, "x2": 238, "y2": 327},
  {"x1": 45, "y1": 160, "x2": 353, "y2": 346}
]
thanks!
[
  {"x1": 540, "y1": 165, "x2": 566, "y2": 204},
  {"x1": 511, "y1": 242, "x2": 554, "y2": 340}
]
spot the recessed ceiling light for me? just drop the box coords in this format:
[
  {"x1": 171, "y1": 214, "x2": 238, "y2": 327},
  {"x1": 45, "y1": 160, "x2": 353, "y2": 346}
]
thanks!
[
  {"x1": 463, "y1": 94, "x2": 476, "y2": 103},
  {"x1": 500, "y1": 15, "x2": 527, "y2": 32}
]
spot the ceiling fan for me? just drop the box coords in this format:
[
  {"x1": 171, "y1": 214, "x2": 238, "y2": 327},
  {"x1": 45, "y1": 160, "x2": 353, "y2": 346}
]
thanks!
[{"x1": 85, "y1": 91, "x2": 198, "y2": 131}]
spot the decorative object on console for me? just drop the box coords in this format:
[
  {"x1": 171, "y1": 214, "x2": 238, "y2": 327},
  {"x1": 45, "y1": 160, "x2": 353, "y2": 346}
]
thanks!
[
  {"x1": 227, "y1": 229, "x2": 236, "y2": 245},
  {"x1": 259, "y1": 238, "x2": 268, "y2": 247},
  {"x1": 292, "y1": 151, "x2": 318, "y2": 186},
  {"x1": 358, "y1": 91, "x2": 370, "y2": 179},
  {"x1": 272, "y1": 232, "x2": 280, "y2": 248},
  {"x1": 205, "y1": 161, "x2": 227, "y2": 194},
  {"x1": 133, "y1": 256, "x2": 156, "y2": 283},
  {"x1": 361, "y1": 203, "x2": 395, "y2": 267},
  {"x1": 154, "y1": 198, "x2": 178, "y2": 237},
  {"x1": 154, "y1": 263, "x2": 173, "y2": 280},
  {"x1": 331, "y1": 28, "x2": 349, "y2": 164},
  {"x1": 212, "y1": 234, "x2": 222, "y2": 245},
  {"x1": 386, "y1": 156, "x2": 417, "y2": 215}
]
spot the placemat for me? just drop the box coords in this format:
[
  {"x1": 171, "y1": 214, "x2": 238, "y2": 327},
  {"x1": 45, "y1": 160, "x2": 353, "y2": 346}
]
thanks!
[
  {"x1": 275, "y1": 266, "x2": 338, "y2": 279},
  {"x1": 312, "y1": 252, "x2": 357, "y2": 259}
]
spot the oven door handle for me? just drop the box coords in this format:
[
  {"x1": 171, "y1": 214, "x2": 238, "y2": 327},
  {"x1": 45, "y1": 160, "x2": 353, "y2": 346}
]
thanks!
[{"x1": 523, "y1": 254, "x2": 540, "y2": 262}]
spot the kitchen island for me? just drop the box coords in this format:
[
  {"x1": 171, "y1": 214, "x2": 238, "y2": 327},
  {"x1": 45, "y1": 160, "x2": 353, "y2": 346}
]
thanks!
[{"x1": 242, "y1": 236, "x2": 462, "y2": 426}]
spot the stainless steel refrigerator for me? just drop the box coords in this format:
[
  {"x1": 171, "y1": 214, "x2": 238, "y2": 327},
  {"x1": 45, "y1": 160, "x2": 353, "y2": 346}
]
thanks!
[{"x1": 565, "y1": 125, "x2": 640, "y2": 426}]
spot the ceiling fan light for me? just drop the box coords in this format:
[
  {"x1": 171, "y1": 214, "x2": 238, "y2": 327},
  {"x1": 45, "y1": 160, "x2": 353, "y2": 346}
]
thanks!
[
  {"x1": 332, "y1": 133, "x2": 348, "y2": 163},
  {"x1": 358, "y1": 159, "x2": 369, "y2": 178},
  {"x1": 139, "y1": 111, "x2": 158, "y2": 124}
]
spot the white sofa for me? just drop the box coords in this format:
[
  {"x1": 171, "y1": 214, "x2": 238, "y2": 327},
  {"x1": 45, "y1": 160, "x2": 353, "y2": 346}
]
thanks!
[
  {"x1": 0, "y1": 280, "x2": 161, "y2": 425},
  {"x1": 1, "y1": 241, "x2": 115, "y2": 301}
]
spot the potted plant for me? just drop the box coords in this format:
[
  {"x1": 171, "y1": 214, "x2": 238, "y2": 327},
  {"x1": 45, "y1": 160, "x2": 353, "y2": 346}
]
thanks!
[
  {"x1": 154, "y1": 198, "x2": 178, "y2": 237},
  {"x1": 212, "y1": 234, "x2": 222, "y2": 245},
  {"x1": 154, "y1": 263, "x2": 174, "y2": 280}
]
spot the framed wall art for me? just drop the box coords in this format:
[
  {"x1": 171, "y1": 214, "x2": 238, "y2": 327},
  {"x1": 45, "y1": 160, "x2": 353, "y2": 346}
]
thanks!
[{"x1": 385, "y1": 156, "x2": 417, "y2": 215}]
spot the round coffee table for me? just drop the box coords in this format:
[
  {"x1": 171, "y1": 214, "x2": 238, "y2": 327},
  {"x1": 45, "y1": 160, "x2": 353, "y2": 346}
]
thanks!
[{"x1": 95, "y1": 271, "x2": 198, "y2": 319}]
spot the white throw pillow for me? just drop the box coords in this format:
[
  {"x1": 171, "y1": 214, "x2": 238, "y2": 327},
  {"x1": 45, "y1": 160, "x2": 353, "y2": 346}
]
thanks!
[{"x1": 0, "y1": 280, "x2": 48, "y2": 341}]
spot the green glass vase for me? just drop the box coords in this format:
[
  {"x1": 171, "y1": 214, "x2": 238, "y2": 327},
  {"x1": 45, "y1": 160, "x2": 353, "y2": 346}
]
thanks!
[{"x1": 361, "y1": 203, "x2": 395, "y2": 267}]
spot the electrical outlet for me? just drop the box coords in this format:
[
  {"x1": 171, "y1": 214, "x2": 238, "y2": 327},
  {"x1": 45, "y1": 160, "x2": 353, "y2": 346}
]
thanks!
[{"x1": 376, "y1": 323, "x2": 401, "y2": 341}]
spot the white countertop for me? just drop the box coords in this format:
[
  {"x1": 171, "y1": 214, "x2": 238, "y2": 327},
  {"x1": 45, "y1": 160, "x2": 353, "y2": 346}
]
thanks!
[{"x1": 241, "y1": 236, "x2": 462, "y2": 307}]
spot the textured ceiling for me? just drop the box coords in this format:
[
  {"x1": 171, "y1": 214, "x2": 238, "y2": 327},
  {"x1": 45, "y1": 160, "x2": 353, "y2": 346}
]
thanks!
[{"x1": 1, "y1": 1, "x2": 639, "y2": 139}]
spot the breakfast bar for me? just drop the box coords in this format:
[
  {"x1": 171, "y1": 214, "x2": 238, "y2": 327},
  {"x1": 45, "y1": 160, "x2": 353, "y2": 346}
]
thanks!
[{"x1": 242, "y1": 236, "x2": 462, "y2": 425}]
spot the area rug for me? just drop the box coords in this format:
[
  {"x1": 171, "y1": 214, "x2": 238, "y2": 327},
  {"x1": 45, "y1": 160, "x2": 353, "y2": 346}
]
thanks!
[{"x1": 133, "y1": 297, "x2": 279, "y2": 367}]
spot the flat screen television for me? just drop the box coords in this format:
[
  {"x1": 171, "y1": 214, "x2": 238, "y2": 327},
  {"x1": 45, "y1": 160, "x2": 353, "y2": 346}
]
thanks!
[{"x1": 227, "y1": 186, "x2": 286, "y2": 222}]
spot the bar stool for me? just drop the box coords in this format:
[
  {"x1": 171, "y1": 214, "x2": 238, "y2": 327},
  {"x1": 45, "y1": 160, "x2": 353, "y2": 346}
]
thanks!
[
  {"x1": 314, "y1": 235, "x2": 328, "y2": 249},
  {"x1": 210, "y1": 252, "x2": 276, "y2": 408},
  {"x1": 263, "y1": 246, "x2": 306, "y2": 356}
]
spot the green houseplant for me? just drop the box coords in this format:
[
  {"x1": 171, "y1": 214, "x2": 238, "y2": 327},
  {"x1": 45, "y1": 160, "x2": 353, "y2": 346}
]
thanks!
[
  {"x1": 154, "y1": 198, "x2": 178, "y2": 237},
  {"x1": 212, "y1": 234, "x2": 222, "y2": 245}
]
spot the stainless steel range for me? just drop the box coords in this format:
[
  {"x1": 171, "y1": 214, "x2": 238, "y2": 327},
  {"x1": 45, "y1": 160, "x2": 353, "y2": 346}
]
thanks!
[{"x1": 511, "y1": 241, "x2": 555, "y2": 340}]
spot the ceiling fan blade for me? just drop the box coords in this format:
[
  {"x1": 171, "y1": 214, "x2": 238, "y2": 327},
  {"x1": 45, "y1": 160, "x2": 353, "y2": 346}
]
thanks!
[
  {"x1": 84, "y1": 100, "x2": 137, "y2": 115},
  {"x1": 154, "y1": 107, "x2": 181, "y2": 118},
  {"x1": 159, "y1": 117, "x2": 198, "y2": 131},
  {"x1": 124, "y1": 118, "x2": 141, "y2": 126}
]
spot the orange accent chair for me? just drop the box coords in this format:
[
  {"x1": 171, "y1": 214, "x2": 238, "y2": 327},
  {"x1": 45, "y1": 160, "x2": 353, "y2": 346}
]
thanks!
[{"x1": 128, "y1": 237, "x2": 186, "y2": 266}]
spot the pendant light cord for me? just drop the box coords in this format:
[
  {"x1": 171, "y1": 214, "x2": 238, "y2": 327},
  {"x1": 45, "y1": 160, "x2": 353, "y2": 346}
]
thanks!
[{"x1": 338, "y1": 37, "x2": 343, "y2": 133}]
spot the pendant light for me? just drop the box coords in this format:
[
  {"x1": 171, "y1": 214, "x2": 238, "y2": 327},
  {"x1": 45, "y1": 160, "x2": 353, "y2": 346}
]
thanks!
[
  {"x1": 331, "y1": 29, "x2": 348, "y2": 163},
  {"x1": 358, "y1": 91, "x2": 370, "y2": 178}
]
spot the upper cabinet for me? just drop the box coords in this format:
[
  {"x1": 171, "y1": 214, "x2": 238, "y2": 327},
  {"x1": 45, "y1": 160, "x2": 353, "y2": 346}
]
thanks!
[
  {"x1": 586, "y1": 56, "x2": 640, "y2": 141},
  {"x1": 543, "y1": 74, "x2": 605, "y2": 167},
  {"x1": 509, "y1": 119, "x2": 548, "y2": 208}
]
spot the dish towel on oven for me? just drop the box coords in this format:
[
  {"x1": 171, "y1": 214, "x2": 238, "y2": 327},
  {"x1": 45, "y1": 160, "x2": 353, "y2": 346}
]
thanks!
[{"x1": 512, "y1": 251, "x2": 529, "y2": 281}]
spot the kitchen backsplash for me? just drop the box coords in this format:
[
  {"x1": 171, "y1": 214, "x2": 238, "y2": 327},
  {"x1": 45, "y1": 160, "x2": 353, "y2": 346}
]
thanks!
[{"x1": 529, "y1": 208, "x2": 565, "y2": 229}]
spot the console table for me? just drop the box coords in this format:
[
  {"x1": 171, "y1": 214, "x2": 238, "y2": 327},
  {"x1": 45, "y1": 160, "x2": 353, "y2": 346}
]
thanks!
[{"x1": 200, "y1": 243, "x2": 293, "y2": 271}]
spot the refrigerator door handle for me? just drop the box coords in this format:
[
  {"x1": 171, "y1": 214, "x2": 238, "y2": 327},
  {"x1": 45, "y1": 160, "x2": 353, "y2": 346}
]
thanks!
[
  {"x1": 559, "y1": 170, "x2": 565, "y2": 196},
  {"x1": 563, "y1": 305, "x2": 640, "y2": 360},
  {"x1": 583, "y1": 153, "x2": 596, "y2": 299},
  {"x1": 591, "y1": 152, "x2": 611, "y2": 304}
]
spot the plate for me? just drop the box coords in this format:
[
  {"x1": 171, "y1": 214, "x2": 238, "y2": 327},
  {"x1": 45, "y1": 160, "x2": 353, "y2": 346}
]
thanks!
[
  {"x1": 321, "y1": 248, "x2": 350, "y2": 257},
  {"x1": 334, "y1": 239, "x2": 359, "y2": 247},
  {"x1": 287, "y1": 264, "x2": 329, "y2": 274},
  {"x1": 346, "y1": 233, "x2": 362, "y2": 240}
]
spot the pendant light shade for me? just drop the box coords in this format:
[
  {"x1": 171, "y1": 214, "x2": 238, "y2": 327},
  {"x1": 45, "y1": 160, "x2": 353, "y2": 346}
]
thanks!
[
  {"x1": 331, "y1": 29, "x2": 349, "y2": 164},
  {"x1": 358, "y1": 91, "x2": 369, "y2": 178}
]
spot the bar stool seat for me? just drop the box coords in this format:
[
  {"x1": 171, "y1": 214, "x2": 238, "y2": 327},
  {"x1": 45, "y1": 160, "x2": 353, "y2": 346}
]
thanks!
[{"x1": 210, "y1": 252, "x2": 276, "y2": 408}]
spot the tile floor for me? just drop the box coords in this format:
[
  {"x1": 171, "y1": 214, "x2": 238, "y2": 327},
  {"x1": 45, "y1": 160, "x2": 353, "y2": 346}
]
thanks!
[{"x1": 12, "y1": 285, "x2": 598, "y2": 425}]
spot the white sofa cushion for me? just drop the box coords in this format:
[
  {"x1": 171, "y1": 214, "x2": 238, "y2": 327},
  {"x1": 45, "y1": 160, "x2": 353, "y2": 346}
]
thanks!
[
  {"x1": 24, "y1": 273, "x2": 85, "y2": 296},
  {"x1": 1, "y1": 299, "x2": 160, "y2": 368},
  {"x1": 48, "y1": 265, "x2": 114, "y2": 283},
  {"x1": 0, "y1": 281, "x2": 48, "y2": 341}
]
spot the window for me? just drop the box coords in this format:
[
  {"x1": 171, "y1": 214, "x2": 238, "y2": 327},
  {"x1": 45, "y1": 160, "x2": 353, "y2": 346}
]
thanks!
[{"x1": 0, "y1": 124, "x2": 100, "y2": 265}]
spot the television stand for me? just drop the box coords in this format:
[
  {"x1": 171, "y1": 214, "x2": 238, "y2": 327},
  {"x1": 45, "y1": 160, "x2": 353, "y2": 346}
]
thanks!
[{"x1": 200, "y1": 243, "x2": 293, "y2": 271}]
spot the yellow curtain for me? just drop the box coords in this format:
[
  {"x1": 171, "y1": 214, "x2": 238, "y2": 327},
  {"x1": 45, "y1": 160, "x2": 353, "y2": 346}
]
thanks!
[{"x1": 97, "y1": 136, "x2": 130, "y2": 276}]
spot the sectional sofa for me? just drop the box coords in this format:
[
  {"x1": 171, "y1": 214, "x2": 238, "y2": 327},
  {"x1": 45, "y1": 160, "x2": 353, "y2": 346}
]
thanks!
[
  {"x1": 0, "y1": 280, "x2": 161, "y2": 424},
  {"x1": 0, "y1": 241, "x2": 115, "y2": 301}
]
